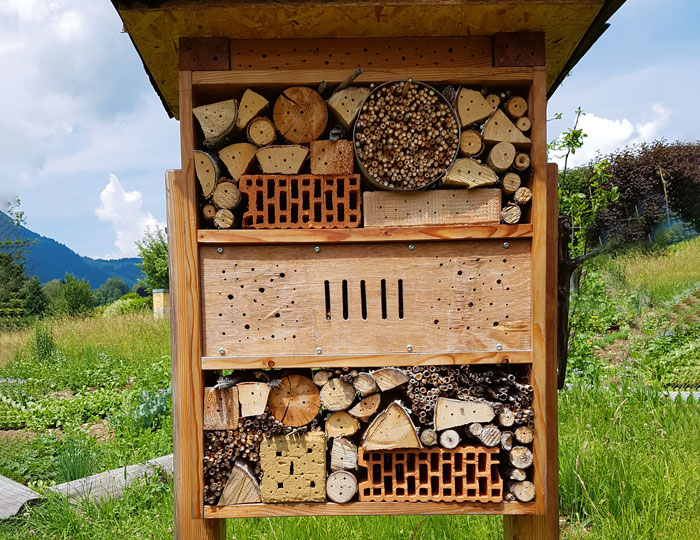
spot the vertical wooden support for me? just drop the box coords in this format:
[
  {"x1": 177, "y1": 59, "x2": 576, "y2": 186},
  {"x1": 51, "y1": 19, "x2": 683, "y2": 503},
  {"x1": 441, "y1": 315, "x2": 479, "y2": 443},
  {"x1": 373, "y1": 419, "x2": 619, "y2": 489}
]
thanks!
[{"x1": 504, "y1": 66, "x2": 559, "y2": 539}]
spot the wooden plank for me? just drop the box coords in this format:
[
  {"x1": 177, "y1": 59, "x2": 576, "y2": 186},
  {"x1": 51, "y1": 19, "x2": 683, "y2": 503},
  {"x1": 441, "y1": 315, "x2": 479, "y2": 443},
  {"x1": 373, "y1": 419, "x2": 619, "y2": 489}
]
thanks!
[
  {"x1": 363, "y1": 189, "x2": 501, "y2": 227},
  {"x1": 202, "y1": 351, "x2": 531, "y2": 370},
  {"x1": 167, "y1": 169, "x2": 224, "y2": 540},
  {"x1": 179, "y1": 37, "x2": 230, "y2": 71},
  {"x1": 200, "y1": 240, "x2": 532, "y2": 357},
  {"x1": 197, "y1": 224, "x2": 534, "y2": 244},
  {"x1": 493, "y1": 32, "x2": 546, "y2": 67},
  {"x1": 0, "y1": 474, "x2": 39, "y2": 519},
  {"x1": 204, "y1": 501, "x2": 535, "y2": 519}
]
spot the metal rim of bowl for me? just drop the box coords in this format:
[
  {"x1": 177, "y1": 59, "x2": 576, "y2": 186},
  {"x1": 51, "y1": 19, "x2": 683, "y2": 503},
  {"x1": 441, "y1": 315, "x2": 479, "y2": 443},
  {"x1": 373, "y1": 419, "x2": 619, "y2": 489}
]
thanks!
[{"x1": 352, "y1": 79, "x2": 461, "y2": 191}]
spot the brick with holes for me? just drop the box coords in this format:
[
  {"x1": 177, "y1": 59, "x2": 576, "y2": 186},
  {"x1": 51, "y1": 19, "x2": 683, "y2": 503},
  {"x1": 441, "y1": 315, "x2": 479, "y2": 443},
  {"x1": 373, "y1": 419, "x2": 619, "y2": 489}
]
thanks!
[
  {"x1": 259, "y1": 431, "x2": 326, "y2": 502},
  {"x1": 310, "y1": 140, "x2": 354, "y2": 175}
]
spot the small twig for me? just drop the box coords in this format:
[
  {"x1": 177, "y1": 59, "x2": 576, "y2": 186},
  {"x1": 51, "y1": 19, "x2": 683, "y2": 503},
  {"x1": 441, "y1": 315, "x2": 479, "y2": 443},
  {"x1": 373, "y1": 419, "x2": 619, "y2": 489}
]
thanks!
[
  {"x1": 408, "y1": 515, "x2": 429, "y2": 540},
  {"x1": 333, "y1": 68, "x2": 363, "y2": 94}
]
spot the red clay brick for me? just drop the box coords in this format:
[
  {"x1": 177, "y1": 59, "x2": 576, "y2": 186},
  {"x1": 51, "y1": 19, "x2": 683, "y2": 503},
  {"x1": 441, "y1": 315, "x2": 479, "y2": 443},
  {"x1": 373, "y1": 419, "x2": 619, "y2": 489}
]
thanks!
[
  {"x1": 357, "y1": 446, "x2": 503, "y2": 503},
  {"x1": 239, "y1": 174, "x2": 361, "y2": 229}
]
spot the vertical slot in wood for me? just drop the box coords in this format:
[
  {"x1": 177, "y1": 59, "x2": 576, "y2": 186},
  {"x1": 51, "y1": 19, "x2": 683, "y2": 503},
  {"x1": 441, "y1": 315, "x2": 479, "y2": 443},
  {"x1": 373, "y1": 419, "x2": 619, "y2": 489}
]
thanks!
[
  {"x1": 380, "y1": 279, "x2": 387, "y2": 320},
  {"x1": 324, "y1": 280, "x2": 331, "y2": 320},
  {"x1": 360, "y1": 280, "x2": 367, "y2": 320},
  {"x1": 342, "y1": 280, "x2": 349, "y2": 320},
  {"x1": 398, "y1": 279, "x2": 404, "y2": 319}
]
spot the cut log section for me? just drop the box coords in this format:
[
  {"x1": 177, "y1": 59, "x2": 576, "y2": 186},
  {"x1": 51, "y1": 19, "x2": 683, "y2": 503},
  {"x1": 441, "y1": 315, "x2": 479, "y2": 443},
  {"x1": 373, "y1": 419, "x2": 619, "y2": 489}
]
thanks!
[
  {"x1": 213, "y1": 208, "x2": 234, "y2": 229},
  {"x1": 218, "y1": 461, "x2": 262, "y2": 505},
  {"x1": 218, "y1": 143, "x2": 258, "y2": 182},
  {"x1": 510, "y1": 446, "x2": 534, "y2": 469},
  {"x1": 504, "y1": 96, "x2": 528, "y2": 119},
  {"x1": 202, "y1": 203, "x2": 217, "y2": 220},
  {"x1": 439, "y1": 429, "x2": 460, "y2": 449},
  {"x1": 372, "y1": 368, "x2": 409, "y2": 392},
  {"x1": 348, "y1": 393, "x2": 381, "y2": 422},
  {"x1": 516, "y1": 116, "x2": 532, "y2": 132},
  {"x1": 246, "y1": 117, "x2": 276, "y2": 146},
  {"x1": 486, "y1": 142, "x2": 516, "y2": 174},
  {"x1": 326, "y1": 470, "x2": 358, "y2": 503},
  {"x1": 326, "y1": 411, "x2": 360, "y2": 438},
  {"x1": 310, "y1": 140, "x2": 354, "y2": 175},
  {"x1": 211, "y1": 182, "x2": 241, "y2": 210},
  {"x1": 483, "y1": 110, "x2": 531, "y2": 146},
  {"x1": 327, "y1": 86, "x2": 371, "y2": 130},
  {"x1": 256, "y1": 145, "x2": 309, "y2": 174},
  {"x1": 459, "y1": 129, "x2": 484, "y2": 157},
  {"x1": 510, "y1": 480, "x2": 536, "y2": 502},
  {"x1": 513, "y1": 153, "x2": 531, "y2": 171},
  {"x1": 330, "y1": 437, "x2": 358, "y2": 471},
  {"x1": 320, "y1": 378, "x2": 356, "y2": 412},
  {"x1": 274, "y1": 86, "x2": 328, "y2": 143},
  {"x1": 499, "y1": 408, "x2": 516, "y2": 427},
  {"x1": 203, "y1": 386, "x2": 239, "y2": 430},
  {"x1": 514, "y1": 425, "x2": 535, "y2": 444},
  {"x1": 501, "y1": 173, "x2": 521, "y2": 196},
  {"x1": 478, "y1": 425, "x2": 501, "y2": 447},
  {"x1": 434, "y1": 397, "x2": 495, "y2": 431},
  {"x1": 268, "y1": 374, "x2": 321, "y2": 427},
  {"x1": 352, "y1": 373, "x2": 378, "y2": 397},
  {"x1": 193, "y1": 150, "x2": 219, "y2": 198},
  {"x1": 236, "y1": 382, "x2": 271, "y2": 417},
  {"x1": 501, "y1": 431, "x2": 514, "y2": 451},
  {"x1": 501, "y1": 203, "x2": 522, "y2": 224},
  {"x1": 363, "y1": 401, "x2": 420, "y2": 450},
  {"x1": 444, "y1": 159, "x2": 499, "y2": 189},
  {"x1": 456, "y1": 88, "x2": 494, "y2": 127},
  {"x1": 420, "y1": 428, "x2": 438, "y2": 447},
  {"x1": 312, "y1": 370, "x2": 331, "y2": 387},
  {"x1": 236, "y1": 89, "x2": 269, "y2": 131},
  {"x1": 514, "y1": 187, "x2": 533, "y2": 206},
  {"x1": 505, "y1": 466, "x2": 526, "y2": 482},
  {"x1": 468, "y1": 423, "x2": 483, "y2": 437},
  {"x1": 485, "y1": 93, "x2": 501, "y2": 108},
  {"x1": 193, "y1": 99, "x2": 238, "y2": 146}
]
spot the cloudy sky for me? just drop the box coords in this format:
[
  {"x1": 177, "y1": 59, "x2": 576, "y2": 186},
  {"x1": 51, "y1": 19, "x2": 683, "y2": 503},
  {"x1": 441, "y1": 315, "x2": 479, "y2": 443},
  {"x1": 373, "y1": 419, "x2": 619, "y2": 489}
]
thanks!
[{"x1": 1, "y1": 0, "x2": 698, "y2": 259}]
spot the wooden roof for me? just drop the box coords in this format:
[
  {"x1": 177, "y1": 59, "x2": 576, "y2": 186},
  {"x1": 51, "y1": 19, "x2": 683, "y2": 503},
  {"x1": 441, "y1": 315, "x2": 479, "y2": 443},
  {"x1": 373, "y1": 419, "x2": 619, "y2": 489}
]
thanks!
[{"x1": 112, "y1": 0, "x2": 624, "y2": 118}]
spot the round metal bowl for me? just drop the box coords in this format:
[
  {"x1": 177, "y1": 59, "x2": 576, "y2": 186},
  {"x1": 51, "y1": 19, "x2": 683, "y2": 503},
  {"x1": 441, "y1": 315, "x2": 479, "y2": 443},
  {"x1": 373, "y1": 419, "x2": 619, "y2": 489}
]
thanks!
[{"x1": 352, "y1": 80, "x2": 461, "y2": 191}]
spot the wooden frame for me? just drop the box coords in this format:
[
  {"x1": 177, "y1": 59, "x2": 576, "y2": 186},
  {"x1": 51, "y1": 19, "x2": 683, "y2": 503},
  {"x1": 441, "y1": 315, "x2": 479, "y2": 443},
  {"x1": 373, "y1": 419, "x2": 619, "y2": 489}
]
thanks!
[{"x1": 169, "y1": 34, "x2": 558, "y2": 539}]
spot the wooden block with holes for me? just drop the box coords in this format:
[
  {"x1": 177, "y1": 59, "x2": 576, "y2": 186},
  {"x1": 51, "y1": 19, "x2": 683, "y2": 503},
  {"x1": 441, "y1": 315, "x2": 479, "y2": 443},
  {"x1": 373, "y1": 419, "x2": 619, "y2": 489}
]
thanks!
[
  {"x1": 310, "y1": 140, "x2": 354, "y2": 175},
  {"x1": 363, "y1": 189, "x2": 501, "y2": 227},
  {"x1": 203, "y1": 386, "x2": 239, "y2": 430},
  {"x1": 357, "y1": 446, "x2": 503, "y2": 503},
  {"x1": 259, "y1": 431, "x2": 326, "y2": 503}
]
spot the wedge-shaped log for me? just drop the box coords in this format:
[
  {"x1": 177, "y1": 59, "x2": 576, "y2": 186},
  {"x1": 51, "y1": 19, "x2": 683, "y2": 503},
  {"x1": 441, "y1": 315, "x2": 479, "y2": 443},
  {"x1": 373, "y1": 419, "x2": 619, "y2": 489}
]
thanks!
[
  {"x1": 236, "y1": 89, "x2": 268, "y2": 131},
  {"x1": 362, "y1": 401, "x2": 420, "y2": 450},
  {"x1": 236, "y1": 382, "x2": 270, "y2": 417},
  {"x1": 372, "y1": 368, "x2": 409, "y2": 392},
  {"x1": 326, "y1": 411, "x2": 359, "y2": 438},
  {"x1": 444, "y1": 158, "x2": 499, "y2": 189},
  {"x1": 456, "y1": 88, "x2": 494, "y2": 127},
  {"x1": 193, "y1": 99, "x2": 238, "y2": 147},
  {"x1": 434, "y1": 397, "x2": 495, "y2": 431},
  {"x1": 193, "y1": 150, "x2": 219, "y2": 197},
  {"x1": 203, "y1": 386, "x2": 239, "y2": 430},
  {"x1": 219, "y1": 143, "x2": 258, "y2": 182},
  {"x1": 218, "y1": 460, "x2": 261, "y2": 505},
  {"x1": 268, "y1": 374, "x2": 320, "y2": 427},
  {"x1": 330, "y1": 437, "x2": 358, "y2": 471},
  {"x1": 327, "y1": 86, "x2": 370, "y2": 130},
  {"x1": 348, "y1": 393, "x2": 381, "y2": 422},
  {"x1": 256, "y1": 145, "x2": 309, "y2": 174},
  {"x1": 483, "y1": 109, "x2": 531, "y2": 146},
  {"x1": 352, "y1": 373, "x2": 378, "y2": 397}
]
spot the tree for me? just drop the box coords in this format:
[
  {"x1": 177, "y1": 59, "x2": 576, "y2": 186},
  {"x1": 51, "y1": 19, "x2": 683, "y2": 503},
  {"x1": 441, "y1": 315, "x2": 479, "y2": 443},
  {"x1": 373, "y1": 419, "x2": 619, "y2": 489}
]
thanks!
[
  {"x1": 21, "y1": 276, "x2": 48, "y2": 316},
  {"x1": 43, "y1": 279, "x2": 63, "y2": 313},
  {"x1": 95, "y1": 277, "x2": 129, "y2": 305},
  {"x1": 60, "y1": 273, "x2": 95, "y2": 316},
  {"x1": 0, "y1": 253, "x2": 28, "y2": 318},
  {"x1": 135, "y1": 226, "x2": 169, "y2": 292}
]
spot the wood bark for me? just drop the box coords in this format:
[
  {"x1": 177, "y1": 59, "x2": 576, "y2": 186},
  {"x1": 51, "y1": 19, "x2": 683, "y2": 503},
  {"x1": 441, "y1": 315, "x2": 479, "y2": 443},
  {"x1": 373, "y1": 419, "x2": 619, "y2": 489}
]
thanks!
[
  {"x1": 513, "y1": 153, "x2": 531, "y2": 171},
  {"x1": 319, "y1": 378, "x2": 356, "y2": 412},
  {"x1": 203, "y1": 386, "x2": 239, "y2": 430},
  {"x1": 510, "y1": 480, "x2": 536, "y2": 502},
  {"x1": 325, "y1": 411, "x2": 359, "y2": 438},
  {"x1": 504, "y1": 96, "x2": 528, "y2": 119},
  {"x1": 501, "y1": 203, "x2": 522, "y2": 224},
  {"x1": 246, "y1": 117, "x2": 276, "y2": 146},
  {"x1": 274, "y1": 86, "x2": 328, "y2": 143},
  {"x1": 193, "y1": 150, "x2": 220, "y2": 198},
  {"x1": 255, "y1": 145, "x2": 309, "y2": 174},
  {"x1": 327, "y1": 86, "x2": 370, "y2": 130},
  {"x1": 236, "y1": 89, "x2": 269, "y2": 131},
  {"x1": 211, "y1": 182, "x2": 241, "y2": 210},
  {"x1": 213, "y1": 208, "x2": 234, "y2": 229},
  {"x1": 486, "y1": 142, "x2": 516, "y2": 174},
  {"x1": 434, "y1": 397, "x2": 495, "y2": 431},
  {"x1": 455, "y1": 88, "x2": 494, "y2": 127},
  {"x1": 218, "y1": 460, "x2": 262, "y2": 505},
  {"x1": 352, "y1": 373, "x2": 378, "y2": 397},
  {"x1": 514, "y1": 186, "x2": 533, "y2": 206},
  {"x1": 372, "y1": 368, "x2": 409, "y2": 392},
  {"x1": 348, "y1": 393, "x2": 381, "y2": 422},
  {"x1": 218, "y1": 143, "x2": 258, "y2": 182},
  {"x1": 478, "y1": 425, "x2": 501, "y2": 447},
  {"x1": 509, "y1": 446, "x2": 534, "y2": 469},
  {"x1": 268, "y1": 374, "x2": 321, "y2": 427},
  {"x1": 483, "y1": 110, "x2": 531, "y2": 146},
  {"x1": 193, "y1": 99, "x2": 238, "y2": 147},
  {"x1": 459, "y1": 129, "x2": 484, "y2": 157},
  {"x1": 439, "y1": 429, "x2": 461, "y2": 449},
  {"x1": 362, "y1": 401, "x2": 420, "y2": 450},
  {"x1": 444, "y1": 158, "x2": 499, "y2": 189},
  {"x1": 330, "y1": 437, "x2": 358, "y2": 471},
  {"x1": 236, "y1": 382, "x2": 271, "y2": 417},
  {"x1": 501, "y1": 172, "x2": 521, "y2": 196},
  {"x1": 326, "y1": 470, "x2": 358, "y2": 503},
  {"x1": 420, "y1": 428, "x2": 438, "y2": 447}
]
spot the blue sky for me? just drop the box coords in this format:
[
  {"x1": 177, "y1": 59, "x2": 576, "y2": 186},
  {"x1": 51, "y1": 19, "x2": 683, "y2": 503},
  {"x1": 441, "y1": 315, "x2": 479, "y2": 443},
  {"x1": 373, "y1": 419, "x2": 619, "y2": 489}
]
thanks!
[{"x1": 1, "y1": 0, "x2": 698, "y2": 259}]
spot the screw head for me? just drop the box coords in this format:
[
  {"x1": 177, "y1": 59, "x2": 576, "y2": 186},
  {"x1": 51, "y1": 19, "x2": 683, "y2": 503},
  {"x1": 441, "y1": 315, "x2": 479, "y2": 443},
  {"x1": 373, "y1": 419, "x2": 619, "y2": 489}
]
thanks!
[
  {"x1": 316, "y1": 347, "x2": 322, "y2": 354},
  {"x1": 217, "y1": 247, "x2": 223, "y2": 254},
  {"x1": 406, "y1": 344, "x2": 413, "y2": 352},
  {"x1": 314, "y1": 246, "x2": 321, "y2": 253},
  {"x1": 503, "y1": 242, "x2": 509, "y2": 249},
  {"x1": 496, "y1": 344, "x2": 503, "y2": 351},
  {"x1": 219, "y1": 348, "x2": 226, "y2": 355},
  {"x1": 408, "y1": 244, "x2": 415, "y2": 251}
]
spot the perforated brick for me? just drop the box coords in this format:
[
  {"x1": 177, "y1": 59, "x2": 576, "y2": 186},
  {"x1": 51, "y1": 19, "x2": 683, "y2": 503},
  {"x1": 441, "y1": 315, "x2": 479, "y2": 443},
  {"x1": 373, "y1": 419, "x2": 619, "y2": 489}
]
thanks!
[
  {"x1": 239, "y1": 174, "x2": 361, "y2": 229},
  {"x1": 357, "y1": 446, "x2": 503, "y2": 503},
  {"x1": 259, "y1": 431, "x2": 326, "y2": 503}
]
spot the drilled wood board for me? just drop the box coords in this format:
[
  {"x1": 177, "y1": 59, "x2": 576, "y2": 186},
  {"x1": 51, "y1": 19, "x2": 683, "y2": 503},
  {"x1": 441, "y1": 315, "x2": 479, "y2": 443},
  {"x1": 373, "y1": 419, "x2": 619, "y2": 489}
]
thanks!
[
  {"x1": 363, "y1": 189, "x2": 501, "y2": 227},
  {"x1": 200, "y1": 240, "x2": 531, "y2": 357}
]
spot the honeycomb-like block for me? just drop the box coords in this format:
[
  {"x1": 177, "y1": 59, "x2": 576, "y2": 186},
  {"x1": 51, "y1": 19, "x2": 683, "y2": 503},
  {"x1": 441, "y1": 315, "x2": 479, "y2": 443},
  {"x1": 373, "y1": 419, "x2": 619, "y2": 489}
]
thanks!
[
  {"x1": 240, "y1": 174, "x2": 361, "y2": 229},
  {"x1": 357, "y1": 445, "x2": 503, "y2": 503},
  {"x1": 260, "y1": 431, "x2": 326, "y2": 503}
]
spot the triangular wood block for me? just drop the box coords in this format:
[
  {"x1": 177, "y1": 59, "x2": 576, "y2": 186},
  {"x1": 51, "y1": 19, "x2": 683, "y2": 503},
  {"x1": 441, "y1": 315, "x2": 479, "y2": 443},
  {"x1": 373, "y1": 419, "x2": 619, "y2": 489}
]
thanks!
[
  {"x1": 483, "y1": 109, "x2": 531, "y2": 146},
  {"x1": 193, "y1": 150, "x2": 219, "y2": 198},
  {"x1": 362, "y1": 401, "x2": 420, "y2": 450},
  {"x1": 456, "y1": 88, "x2": 495, "y2": 127},
  {"x1": 256, "y1": 145, "x2": 309, "y2": 174},
  {"x1": 193, "y1": 99, "x2": 238, "y2": 145},
  {"x1": 219, "y1": 143, "x2": 258, "y2": 182},
  {"x1": 434, "y1": 397, "x2": 495, "y2": 431},
  {"x1": 236, "y1": 89, "x2": 269, "y2": 130},
  {"x1": 218, "y1": 461, "x2": 261, "y2": 505},
  {"x1": 372, "y1": 368, "x2": 409, "y2": 392}
]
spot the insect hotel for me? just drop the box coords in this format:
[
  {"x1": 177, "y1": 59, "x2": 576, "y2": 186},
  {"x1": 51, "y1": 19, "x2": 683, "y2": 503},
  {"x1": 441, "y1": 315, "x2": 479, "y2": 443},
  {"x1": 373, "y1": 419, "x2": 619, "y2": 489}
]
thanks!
[{"x1": 111, "y1": 0, "x2": 621, "y2": 538}]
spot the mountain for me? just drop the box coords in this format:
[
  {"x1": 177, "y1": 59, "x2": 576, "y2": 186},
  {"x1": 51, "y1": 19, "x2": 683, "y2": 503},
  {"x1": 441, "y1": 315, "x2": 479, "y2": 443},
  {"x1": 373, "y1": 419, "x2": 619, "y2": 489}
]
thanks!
[{"x1": 0, "y1": 212, "x2": 143, "y2": 288}]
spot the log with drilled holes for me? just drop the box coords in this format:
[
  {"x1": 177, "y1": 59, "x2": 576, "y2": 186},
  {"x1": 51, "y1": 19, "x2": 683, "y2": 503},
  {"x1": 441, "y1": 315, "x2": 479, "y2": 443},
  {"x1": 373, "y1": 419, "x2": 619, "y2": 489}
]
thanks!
[
  {"x1": 444, "y1": 158, "x2": 499, "y2": 189},
  {"x1": 327, "y1": 86, "x2": 370, "y2": 131},
  {"x1": 237, "y1": 89, "x2": 269, "y2": 131},
  {"x1": 193, "y1": 150, "x2": 219, "y2": 197},
  {"x1": 255, "y1": 145, "x2": 309, "y2": 174},
  {"x1": 434, "y1": 397, "x2": 495, "y2": 431},
  {"x1": 486, "y1": 142, "x2": 516, "y2": 174},
  {"x1": 456, "y1": 88, "x2": 494, "y2": 127},
  {"x1": 362, "y1": 401, "x2": 420, "y2": 450},
  {"x1": 310, "y1": 140, "x2": 354, "y2": 175},
  {"x1": 352, "y1": 373, "x2": 378, "y2": 397},
  {"x1": 319, "y1": 378, "x2": 356, "y2": 412},
  {"x1": 326, "y1": 470, "x2": 358, "y2": 503},
  {"x1": 236, "y1": 382, "x2": 270, "y2": 417},
  {"x1": 268, "y1": 374, "x2": 321, "y2": 427},
  {"x1": 501, "y1": 203, "x2": 522, "y2": 224},
  {"x1": 218, "y1": 143, "x2": 258, "y2": 182},
  {"x1": 501, "y1": 172, "x2": 521, "y2": 196},
  {"x1": 273, "y1": 86, "x2": 328, "y2": 143},
  {"x1": 330, "y1": 437, "x2": 358, "y2": 471},
  {"x1": 513, "y1": 152, "x2": 531, "y2": 171},
  {"x1": 193, "y1": 99, "x2": 238, "y2": 148},
  {"x1": 459, "y1": 129, "x2": 485, "y2": 157},
  {"x1": 246, "y1": 117, "x2": 276, "y2": 146},
  {"x1": 203, "y1": 386, "x2": 239, "y2": 430},
  {"x1": 348, "y1": 393, "x2": 381, "y2": 422},
  {"x1": 325, "y1": 411, "x2": 359, "y2": 438}
]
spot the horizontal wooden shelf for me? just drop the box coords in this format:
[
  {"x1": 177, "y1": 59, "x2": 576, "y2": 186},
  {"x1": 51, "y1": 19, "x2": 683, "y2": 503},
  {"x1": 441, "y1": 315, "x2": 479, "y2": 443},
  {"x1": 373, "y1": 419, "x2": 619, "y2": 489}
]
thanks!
[
  {"x1": 202, "y1": 351, "x2": 531, "y2": 370},
  {"x1": 198, "y1": 224, "x2": 533, "y2": 245},
  {"x1": 204, "y1": 501, "x2": 535, "y2": 518}
]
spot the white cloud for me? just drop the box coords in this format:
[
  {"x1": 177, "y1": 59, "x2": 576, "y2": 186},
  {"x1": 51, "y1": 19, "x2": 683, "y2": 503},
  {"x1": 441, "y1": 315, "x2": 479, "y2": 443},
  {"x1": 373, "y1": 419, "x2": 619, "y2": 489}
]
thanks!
[
  {"x1": 94, "y1": 174, "x2": 165, "y2": 258},
  {"x1": 551, "y1": 102, "x2": 672, "y2": 167}
]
